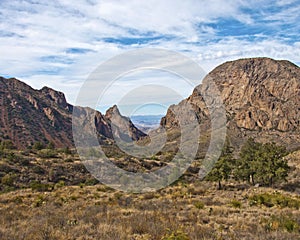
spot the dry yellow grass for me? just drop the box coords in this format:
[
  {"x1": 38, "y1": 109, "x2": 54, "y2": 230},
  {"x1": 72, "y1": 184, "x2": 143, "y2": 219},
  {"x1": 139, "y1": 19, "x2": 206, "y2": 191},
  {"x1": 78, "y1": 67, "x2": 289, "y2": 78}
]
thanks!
[
  {"x1": 0, "y1": 149, "x2": 299, "y2": 239},
  {"x1": 0, "y1": 182, "x2": 299, "y2": 240}
]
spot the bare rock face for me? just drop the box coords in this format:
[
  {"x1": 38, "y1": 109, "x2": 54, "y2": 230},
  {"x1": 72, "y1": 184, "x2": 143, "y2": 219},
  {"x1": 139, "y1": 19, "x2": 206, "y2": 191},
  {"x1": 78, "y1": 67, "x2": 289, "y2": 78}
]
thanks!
[
  {"x1": 105, "y1": 105, "x2": 147, "y2": 142},
  {"x1": 40, "y1": 86, "x2": 70, "y2": 110},
  {"x1": 161, "y1": 58, "x2": 300, "y2": 150},
  {"x1": 211, "y1": 58, "x2": 299, "y2": 133},
  {"x1": 0, "y1": 77, "x2": 145, "y2": 149},
  {"x1": 0, "y1": 77, "x2": 74, "y2": 148}
]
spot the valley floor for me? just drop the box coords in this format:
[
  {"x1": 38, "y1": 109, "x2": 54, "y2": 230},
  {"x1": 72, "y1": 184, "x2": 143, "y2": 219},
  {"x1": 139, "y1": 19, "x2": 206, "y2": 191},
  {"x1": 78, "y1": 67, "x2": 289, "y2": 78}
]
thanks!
[{"x1": 0, "y1": 183, "x2": 300, "y2": 240}]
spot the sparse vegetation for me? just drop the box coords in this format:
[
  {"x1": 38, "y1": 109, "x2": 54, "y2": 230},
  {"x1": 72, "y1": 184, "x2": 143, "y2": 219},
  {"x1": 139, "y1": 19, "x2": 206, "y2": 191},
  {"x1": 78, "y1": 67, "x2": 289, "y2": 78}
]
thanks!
[
  {"x1": 0, "y1": 147, "x2": 299, "y2": 239},
  {"x1": 249, "y1": 192, "x2": 300, "y2": 209},
  {"x1": 230, "y1": 199, "x2": 242, "y2": 208},
  {"x1": 262, "y1": 215, "x2": 299, "y2": 233},
  {"x1": 194, "y1": 200, "x2": 205, "y2": 209},
  {"x1": 162, "y1": 229, "x2": 190, "y2": 240},
  {"x1": 38, "y1": 149, "x2": 57, "y2": 158}
]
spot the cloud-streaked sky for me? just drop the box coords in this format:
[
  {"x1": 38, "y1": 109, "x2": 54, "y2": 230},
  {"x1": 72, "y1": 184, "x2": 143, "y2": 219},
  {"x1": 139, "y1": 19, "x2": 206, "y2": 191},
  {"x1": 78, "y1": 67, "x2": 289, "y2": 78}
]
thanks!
[{"x1": 0, "y1": 0, "x2": 299, "y2": 115}]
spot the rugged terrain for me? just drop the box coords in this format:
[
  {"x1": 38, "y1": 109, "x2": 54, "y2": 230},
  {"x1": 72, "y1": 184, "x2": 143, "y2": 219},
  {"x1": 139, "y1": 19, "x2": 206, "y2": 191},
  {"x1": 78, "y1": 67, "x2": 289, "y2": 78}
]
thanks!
[
  {"x1": 0, "y1": 57, "x2": 300, "y2": 239},
  {"x1": 161, "y1": 58, "x2": 300, "y2": 151},
  {"x1": 0, "y1": 149, "x2": 300, "y2": 240},
  {"x1": 0, "y1": 77, "x2": 145, "y2": 149}
]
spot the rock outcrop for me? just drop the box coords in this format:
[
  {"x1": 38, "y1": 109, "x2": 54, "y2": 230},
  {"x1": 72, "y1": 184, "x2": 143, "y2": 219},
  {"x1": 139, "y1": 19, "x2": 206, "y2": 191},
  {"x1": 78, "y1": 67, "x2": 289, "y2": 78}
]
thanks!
[{"x1": 161, "y1": 58, "x2": 300, "y2": 150}]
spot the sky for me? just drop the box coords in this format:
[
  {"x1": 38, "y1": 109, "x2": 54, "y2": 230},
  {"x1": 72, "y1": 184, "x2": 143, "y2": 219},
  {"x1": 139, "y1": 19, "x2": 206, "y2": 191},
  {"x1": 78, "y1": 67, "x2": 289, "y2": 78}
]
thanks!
[{"x1": 0, "y1": 0, "x2": 299, "y2": 115}]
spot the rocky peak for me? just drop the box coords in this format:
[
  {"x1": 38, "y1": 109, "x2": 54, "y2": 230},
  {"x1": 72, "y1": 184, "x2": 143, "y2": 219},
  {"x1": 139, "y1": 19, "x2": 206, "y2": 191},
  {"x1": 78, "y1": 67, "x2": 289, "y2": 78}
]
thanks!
[
  {"x1": 40, "y1": 86, "x2": 69, "y2": 110},
  {"x1": 105, "y1": 105, "x2": 146, "y2": 142},
  {"x1": 105, "y1": 105, "x2": 122, "y2": 119}
]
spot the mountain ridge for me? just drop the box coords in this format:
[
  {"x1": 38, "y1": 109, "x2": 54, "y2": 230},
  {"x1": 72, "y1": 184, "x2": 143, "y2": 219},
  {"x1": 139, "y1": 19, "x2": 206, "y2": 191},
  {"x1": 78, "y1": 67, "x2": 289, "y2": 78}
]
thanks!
[
  {"x1": 0, "y1": 77, "x2": 145, "y2": 149},
  {"x1": 1, "y1": 57, "x2": 299, "y2": 150}
]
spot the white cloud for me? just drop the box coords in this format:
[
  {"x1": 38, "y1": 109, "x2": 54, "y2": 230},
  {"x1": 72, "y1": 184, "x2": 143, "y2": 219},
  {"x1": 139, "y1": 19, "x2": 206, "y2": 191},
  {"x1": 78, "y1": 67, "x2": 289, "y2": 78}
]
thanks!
[{"x1": 0, "y1": 0, "x2": 299, "y2": 114}]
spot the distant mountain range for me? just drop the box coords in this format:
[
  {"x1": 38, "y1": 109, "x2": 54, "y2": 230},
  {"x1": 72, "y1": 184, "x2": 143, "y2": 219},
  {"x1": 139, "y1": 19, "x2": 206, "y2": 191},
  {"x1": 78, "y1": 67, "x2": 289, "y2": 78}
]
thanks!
[
  {"x1": 0, "y1": 57, "x2": 299, "y2": 151},
  {"x1": 130, "y1": 115, "x2": 164, "y2": 133}
]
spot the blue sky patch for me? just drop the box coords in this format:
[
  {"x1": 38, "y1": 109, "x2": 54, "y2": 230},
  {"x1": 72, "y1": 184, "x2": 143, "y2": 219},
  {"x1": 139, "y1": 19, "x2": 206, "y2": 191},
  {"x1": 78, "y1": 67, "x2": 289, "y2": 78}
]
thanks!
[{"x1": 65, "y1": 48, "x2": 95, "y2": 54}]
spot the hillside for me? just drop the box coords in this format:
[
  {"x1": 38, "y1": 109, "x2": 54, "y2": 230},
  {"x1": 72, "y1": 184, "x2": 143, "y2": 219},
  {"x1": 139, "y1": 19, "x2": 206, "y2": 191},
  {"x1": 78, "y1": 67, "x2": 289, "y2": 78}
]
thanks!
[
  {"x1": 0, "y1": 147, "x2": 299, "y2": 239},
  {"x1": 0, "y1": 77, "x2": 145, "y2": 149},
  {"x1": 161, "y1": 58, "x2": 300, "y2": 151}
]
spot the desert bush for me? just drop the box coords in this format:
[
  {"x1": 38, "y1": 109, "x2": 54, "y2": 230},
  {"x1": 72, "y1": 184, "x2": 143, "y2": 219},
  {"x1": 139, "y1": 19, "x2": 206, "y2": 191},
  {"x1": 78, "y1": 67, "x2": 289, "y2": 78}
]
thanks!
[
  {"x1": 249, "y1": 193, "x2": 300, "y2": 209},
  {"x1": 230, "y1": 199, "x2": 242, "y2": 208},
  {"x1": 32, "y1": 141, "x2": 45, "y2": 150},
  {"x1": 30, "y1": 180, "x2": 53, "y2": 192},
  {"x1": 62, "y1": 146, "x2": 72, "y2": 155},
  {"x1": 32, "y1": 165, "x2": 45, "y2": 174},
  {"x1": 0, "y1": 140, "x2": 15, "y2": 150},
  {"x1": 33, "y1": 195, "x2": 46, "y2": 207},
  {"x1": 84, "y1": 177, "x2": 99, "y2": 186},
  {"x1": 262, "y1": 215, "x2": 299, "y2": 233},
  {"x1": 64, "y1": 158, "x2": 74, "y2": 163},
  {"x1": 38, "y1": 149, "x2": 57, "y2": 158},
  {"x1": 1, "y1": 173, "x2": 16, "y2": 186},
  {"x1": 55, "y1": 180, "x2": 65, "y2": 189},
  {"x1": 194, "y1": 201, "x2": 205, "y2": 209},
  {"x1": 46, "y1": 141, "x2": 55, "y2": 150},
  {"x1": 142, "y1": 192, "x2": 158, "y2": 200},
  {"x1": 162, "y1": 229, "x2": 190, "y2": 240}
]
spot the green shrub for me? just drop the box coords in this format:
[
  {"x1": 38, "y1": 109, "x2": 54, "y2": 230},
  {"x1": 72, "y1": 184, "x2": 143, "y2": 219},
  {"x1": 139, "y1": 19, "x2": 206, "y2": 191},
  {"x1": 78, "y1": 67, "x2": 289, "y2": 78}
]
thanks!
[
  {"x1": 5, "y1": 152, "x2": 28, "y2": 165},
  {"x1": 46, "y1": 141, "x2": 55, "y2": 150},
  {"x1": 263, "y1": 215, "x2": 299, "y2": 233},
  {"x1": 64, "y1": 158, "x2": 74, "y2": 163},
  {"x1": 38, "y1": 149, "x2": 57, "y2": 158},
  {"x1": 32, "y1": 165, "x2": 45, "y2": 174},
  {"x1": 30, "y1": 181, "x2": 53, "y2": 192},
  {"x1": 194, "y1": 201, "x2": 205, "y2": 209},
  {"x1": 33, "y1": 142, "x2": 45, "y2": 150},
  {"x1": 230, "y1": 199, "x2": 242, "y2": 208},
  {"x1": 1, "y1": 173, "x2": 16, "y2": 186},
  {"x1": 62, "y1": 147, "x2": 72, "y2": 155},
  {"x1": 33, "y1": 195, "x2": 46, "y2": 207},
  {"x1": 55, "y1": 180, "x2": 65, "y2": 189},
  {"x1": 162, "y1": 229, "x2": 190, "y2": 240},
  {"x1": 249, "y1": 193, "x2": 300, "y2": 209},
  {"x1": 84, "y1": 177, "x2": 99, "y2": 186},
  {"x1": 0, "y1": 140, "x2": 15, "y2": 150}
]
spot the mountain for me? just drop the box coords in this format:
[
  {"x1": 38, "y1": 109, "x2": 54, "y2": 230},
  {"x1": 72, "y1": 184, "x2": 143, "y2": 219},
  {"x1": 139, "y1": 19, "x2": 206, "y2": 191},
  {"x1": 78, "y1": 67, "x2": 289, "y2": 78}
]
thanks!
[
  {"x1": 131, "y1": 115, "x2": 164, "y2": 133},
  {"x1": 2, "y1": 57, "x2": 299, "y2": 150},
  {"x1": 161, "y1": 58, "x2": 300, "y2": 151},
  {"x1": 0, "y1": 77, "x2": 145, "y2": 149}
]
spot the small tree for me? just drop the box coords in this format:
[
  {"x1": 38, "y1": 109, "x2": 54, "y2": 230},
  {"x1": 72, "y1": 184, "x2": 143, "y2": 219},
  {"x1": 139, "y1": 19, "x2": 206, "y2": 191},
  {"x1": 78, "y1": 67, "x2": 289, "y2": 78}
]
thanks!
[
  {"x1": 234, "y1": 138, "x2": 260, "y2": 185},
  {"x1": 206, "y1": 141, "x2": 234, "y2": 189},
  {"x1": 255, "y1": 142, "x2": 289, "y2": 186},
  {"x1": 235, "y1": 139, "x2": 289, "y2": 186}
]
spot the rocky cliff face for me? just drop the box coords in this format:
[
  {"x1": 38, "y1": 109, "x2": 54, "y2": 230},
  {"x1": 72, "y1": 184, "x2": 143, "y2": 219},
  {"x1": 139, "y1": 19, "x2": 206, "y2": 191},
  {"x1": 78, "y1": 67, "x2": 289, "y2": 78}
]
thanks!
[
  {"x1": 161, "y1": 58, "x2": 300, "y2": 150},
  {"x1": 0, "y1": 77, "x2": 73, "y2": 148},
  {"x1": 105, "y1": 105, "x2": 146, "y2": 142},
  {"x1": 0, "y1": 77, "x2": 145, "y2": 149}
]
